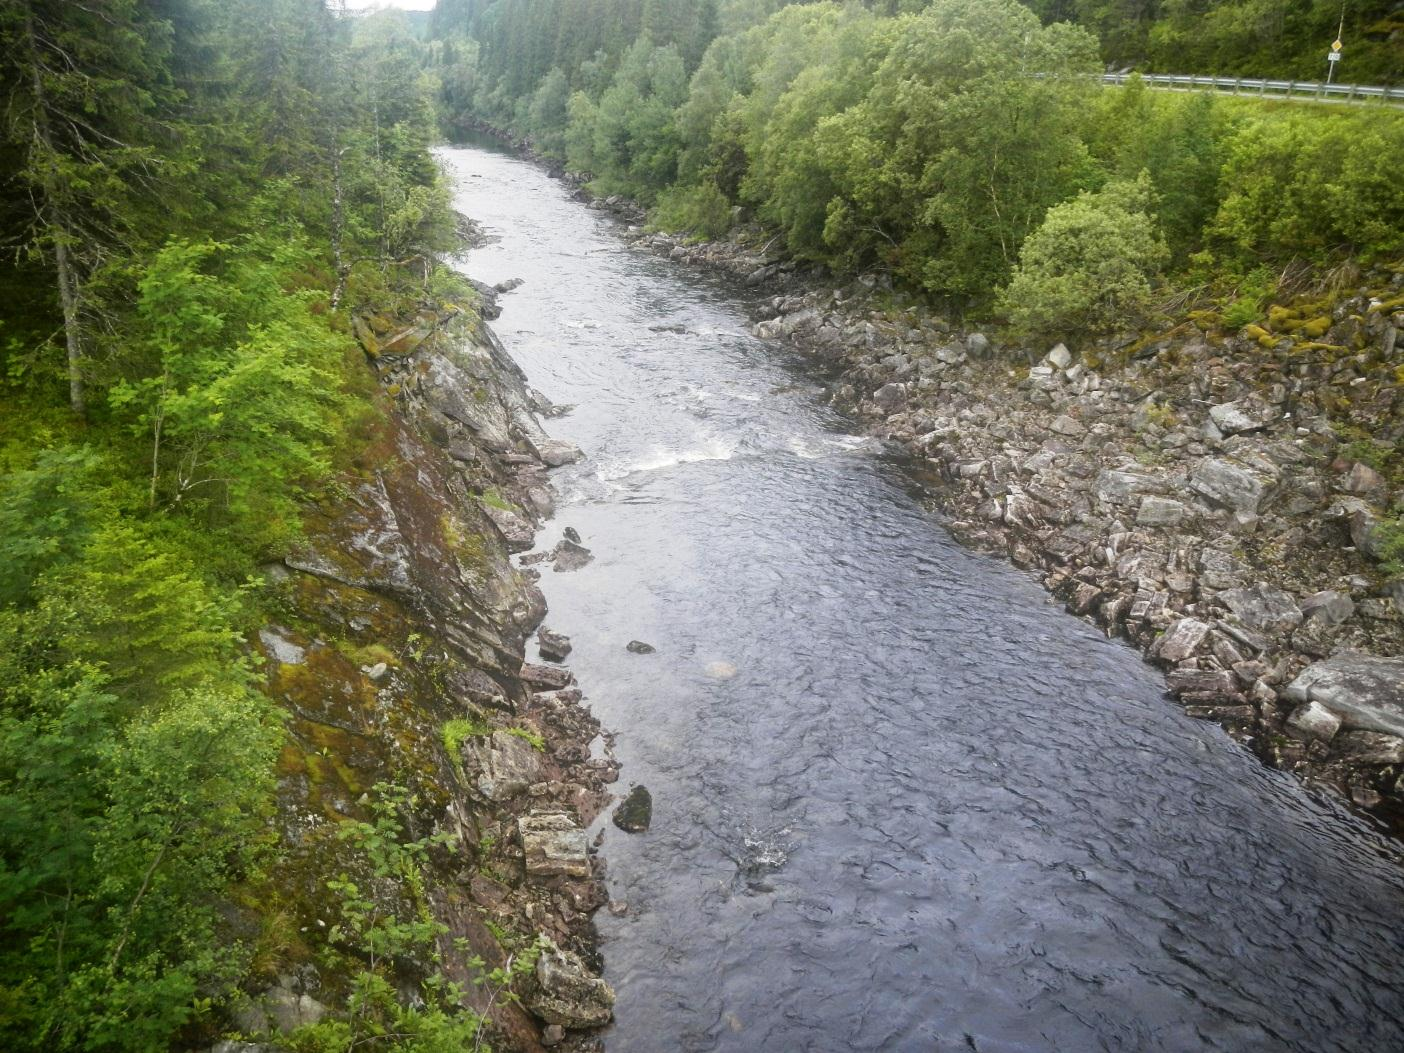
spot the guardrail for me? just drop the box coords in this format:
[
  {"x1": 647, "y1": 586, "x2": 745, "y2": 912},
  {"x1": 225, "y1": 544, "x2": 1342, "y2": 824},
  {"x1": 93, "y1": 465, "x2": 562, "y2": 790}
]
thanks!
[{"x1": 1101, "y1": 72, "x2": 1404, "y2": 108}]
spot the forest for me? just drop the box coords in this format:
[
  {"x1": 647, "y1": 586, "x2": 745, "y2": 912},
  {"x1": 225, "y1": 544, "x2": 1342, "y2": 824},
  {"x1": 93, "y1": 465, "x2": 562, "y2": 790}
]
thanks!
[
  {"x1": 0, "y1": 1, "x2": 467, "y2": 1049},
  {"x1": 431, "y1": 0, "x2": 1403, "y2": 328},
  {"x1": 1, "y1": 0, "x2": 1401, "y2": 1050}
]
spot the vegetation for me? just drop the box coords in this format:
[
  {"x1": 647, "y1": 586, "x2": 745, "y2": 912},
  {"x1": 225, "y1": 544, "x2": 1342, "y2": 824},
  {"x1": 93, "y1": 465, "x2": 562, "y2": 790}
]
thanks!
[
  {"x1": 0, "y1": 2, "x2": 471, "y2": 1050},
  {"x1": 431, "y1": 0, "x2": 1404, "y2": 328}
]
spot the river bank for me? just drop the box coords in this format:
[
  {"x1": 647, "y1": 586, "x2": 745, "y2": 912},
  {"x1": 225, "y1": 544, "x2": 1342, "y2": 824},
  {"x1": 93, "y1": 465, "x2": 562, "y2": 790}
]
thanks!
[
  {"x1": 609, "y1": 213, "x2": 1404, "y2": 832},
  {"x1": 221, "y1": 300, "x2": 613, "y2": 1051}
]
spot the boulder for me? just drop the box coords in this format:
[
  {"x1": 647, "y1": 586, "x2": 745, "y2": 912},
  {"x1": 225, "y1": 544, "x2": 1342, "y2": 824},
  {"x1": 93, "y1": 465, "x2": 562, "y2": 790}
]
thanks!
[
  {"x1": 1049, "y1": 415, "x2": 1087, "y2": 438},
  {"x1": 1045, "y1": 343, "x2": 1072, "y2": 370},
  {"x1": 538, "y1": 627, "x2": 573, "y2": 662},
  {"x1": 1156, "y1": 617, "x2": 1212, "y2": 663},
  {"x1": 551, "y1": 538, "x2": 594, "y2": 572},
  {"x1": 1299, "y1": 590, "x2": 1355, "y2": 627},
  {"x1": 465, "y1": 731, "x2": 544, "y2": 802},
  {"x1": 1190, "y1": 458, "x2": 1267, "y2": 514},
  {"x1": 626, "y1": 640, "x2": 656, "y2": 654},
  {"x1": 1094, "y1": 469, "x2": 1161, "y2": 504},
  {"x1": 1286, "y1": 701, "x2": 1341, "y2": 742},
  {"x1": 519, "y1": 813, "x2": 590, "y2": 878},
  {"x1": 1208, "y1": 399, "x2": 1273, "y2": 436},
  {"x1": 527, "y1": 938, "x2": 615, "y2": 1028},
  {"x1": 964, "y1": 332, "x2": 991, "y2": 358},
  {"x1": 535, "y1": 439, "x2": 584, "y2": 468},
  {"x1": 1136, "y1": 496, "x2": 1187, "y2": 528},
  {"x1": 612, "y1": 785, "x2": 652, "y2": 833},
  {"x1": 1283, "y1": 654, "x2": 1404, "y2": 737},
  {"x1": 872, "y1": 383, "x2": 907, "y2": 413},
  {"x1": 1219, "y1": 584, "x2": 1303, "y2": 635},
  {"x1": 1350, "y1": 509, "x2": 1388, "y2": 561},
  {"x1": 1334, "y1": 731, "x2": 1404, "y2": 766}
]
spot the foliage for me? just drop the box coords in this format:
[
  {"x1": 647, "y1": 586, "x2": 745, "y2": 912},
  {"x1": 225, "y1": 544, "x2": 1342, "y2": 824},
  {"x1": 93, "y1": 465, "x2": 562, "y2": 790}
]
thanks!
[
  {"x1": 286, "y1": 784, "x2": 495, "y2": 1053},
  {"x1": 650, "y1": 182, "x2": 735, "y2": 239},
  {"x1": 999, "y1": 173, "x2": 1170, "y2": 337}
]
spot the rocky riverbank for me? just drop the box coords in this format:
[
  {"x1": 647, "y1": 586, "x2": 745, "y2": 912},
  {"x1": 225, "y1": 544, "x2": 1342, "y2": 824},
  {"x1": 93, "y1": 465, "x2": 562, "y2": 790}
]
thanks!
[
  {"x1": 576, "y1": 197, "x2": 1404, "y2": 833},
  {"x1": 214, "y1": 300, "x2": 615, "y2": 1052}
]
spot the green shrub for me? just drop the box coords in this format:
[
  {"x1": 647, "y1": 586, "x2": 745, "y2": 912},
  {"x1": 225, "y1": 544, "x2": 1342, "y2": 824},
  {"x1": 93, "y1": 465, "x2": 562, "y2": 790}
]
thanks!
[
  {"x1": 650, "y1": 183, "x2": 733, "y2": 240},
  {"x1": 999, "y1": 173, "x2": 1169, "y2": 338}
]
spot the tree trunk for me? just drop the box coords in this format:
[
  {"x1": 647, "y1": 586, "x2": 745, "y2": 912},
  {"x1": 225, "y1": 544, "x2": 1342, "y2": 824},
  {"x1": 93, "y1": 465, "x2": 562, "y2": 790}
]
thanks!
[
  {"x1": 24, "y1": 3, "x2": 86, "y2": 416},
  {"x1": 53, "y1": 230, "x2": 86, "y2": 417}
]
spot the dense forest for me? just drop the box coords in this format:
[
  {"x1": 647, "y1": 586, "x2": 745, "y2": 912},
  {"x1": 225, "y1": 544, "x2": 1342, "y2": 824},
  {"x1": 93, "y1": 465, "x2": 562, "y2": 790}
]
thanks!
[
  {"x1": 0, "y1": 1, "x2": 468, "y2": 1049},
  {"x1": 429, "y1": 0, "x2": 1403, "y2": 328}
]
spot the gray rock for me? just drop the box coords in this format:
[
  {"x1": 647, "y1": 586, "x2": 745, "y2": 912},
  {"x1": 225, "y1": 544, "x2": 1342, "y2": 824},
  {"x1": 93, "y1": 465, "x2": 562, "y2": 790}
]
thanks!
[
  {"x1": 1095, "y1": 469, "x2": 1161, "y2": 504},
  {"x1": 538, "y1": 627, "x2": 572, "y2": 662},
  {"x1": 1283, "y1": 653, "x2": 1404, "y2": 737},
  {"x1": 542, "y1": 1024, "x2": 566, "y2": 1046},
  {"x1": 1208, "y1": 399, "x2": 1272, "y2": 436},
  {"x1": 1219, "y1": 584, "x2": 1303, "y2": 635},
  {"x1": 1300, "y1": 590, "x2": 1355, "y2": 627},
  {"x1": 551, "y1": 538, "x2": 594, "y2": 572},
  {"x1": 1199, "y1": 548, "x2": 1249, "y2": 591},
  {"x1": 964, "y1": 332, "x2": 991, "y2": 358},
  {"x1": 365, "y1": 661, "x2": 390, "y2": 683},
  {"x1": 1350, "y1": 509, "x2": 1388, "y2": 560},
  {"x1": 520, "y1": 813, "x2": 590, "y2": 878},
  {"x1": 873, "y1": 383, "x2": 907, "y2": 413},
  {"x1": 233, "y1": 982, "x2": 327, "y2": 1036},
  {"x1": 528, "y1": 938, "x2": 615, "y2": 1028},
  {"x1": 626, "y1": 640, "x2": 656, "y2": 654},
  {"x1": 1137, "y1": 496, "x2": 1187, "y2": 527},
  {"x1": 1045, "y1": 343, "x2": 1072, "y2": 370},
  {"x1": 1286, "y1": 700, "x2": 1342, "y2": 742},
  {"x1": 535, "y1": 439, "x2": 584, "y2": 468},
  {"x1": 466, "y1": 731, "x2": 544, "y2": 802},
  {"x1": 1049, "y1": 415, "x2": 1088, "y2": 438},
  {"x1": 1190, "y1": 458, "x2": 1266, "y2": 513},
  {"x1": 258, "y1": 628, "x2": 306, "y2": 667},
  {"x1": 1342, "y1": 461, "x2": 1387, "y2": 494},
  {"x1": 482, "y1": 502, "x2": 535, "y2": 553},
  {"x1": 1156, "y1": 618, "x2": 1212, "y2": 663},
  {"x1": 1334, "y1": 731, "x2": 1404, "y2": 766},
  {"x1": 612, "y1": 785, "x2": 652, "y2": 833}
]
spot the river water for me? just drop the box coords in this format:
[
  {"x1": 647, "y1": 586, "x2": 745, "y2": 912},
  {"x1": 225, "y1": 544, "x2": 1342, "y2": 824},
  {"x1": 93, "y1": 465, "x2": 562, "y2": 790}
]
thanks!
[{"x1": 439, "y1": 143, "x2": 1404, "y2": 1053}]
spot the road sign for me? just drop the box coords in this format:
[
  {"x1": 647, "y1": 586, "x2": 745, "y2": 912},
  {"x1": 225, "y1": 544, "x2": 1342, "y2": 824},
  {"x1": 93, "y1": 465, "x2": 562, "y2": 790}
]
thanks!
[{"x1": 1328, "y1": 51, "x2": 1341, "y2": 61}]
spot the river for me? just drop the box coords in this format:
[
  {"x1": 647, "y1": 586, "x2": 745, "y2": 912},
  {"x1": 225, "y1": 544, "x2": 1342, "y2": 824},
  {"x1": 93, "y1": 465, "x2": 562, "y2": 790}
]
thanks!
[{"x1": 439, "y1": 142, "x2": 1404, "y2": 1053}]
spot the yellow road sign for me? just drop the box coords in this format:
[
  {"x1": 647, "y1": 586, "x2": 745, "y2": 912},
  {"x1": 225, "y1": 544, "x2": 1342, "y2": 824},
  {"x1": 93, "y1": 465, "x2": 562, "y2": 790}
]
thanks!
[{"x1": 1332, "y1": 39, "x2": 1343, "y2": 51}]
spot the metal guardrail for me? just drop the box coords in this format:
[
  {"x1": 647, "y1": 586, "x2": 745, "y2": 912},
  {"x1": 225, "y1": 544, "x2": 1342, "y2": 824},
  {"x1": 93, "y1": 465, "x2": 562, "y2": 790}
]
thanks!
[{"x1": 1101, "y1": 72, "x2": 1404, "y2": 108}]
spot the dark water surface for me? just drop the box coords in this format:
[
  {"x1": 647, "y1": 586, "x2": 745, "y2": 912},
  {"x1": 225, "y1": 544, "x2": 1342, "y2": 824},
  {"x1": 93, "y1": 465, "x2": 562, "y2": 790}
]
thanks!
[{"x1": 439, "y1": 143, "x2": 1404, "y2": 1053}]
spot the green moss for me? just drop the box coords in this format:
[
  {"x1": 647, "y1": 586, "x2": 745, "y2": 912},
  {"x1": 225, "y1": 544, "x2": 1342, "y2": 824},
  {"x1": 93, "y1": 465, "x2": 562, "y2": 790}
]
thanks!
[
  {"x1": 504, "y1": 726, "x2": 545, "y2": 752},
  {"x1": 441, "y1": 716, "x2": 491, "y2": 756}
]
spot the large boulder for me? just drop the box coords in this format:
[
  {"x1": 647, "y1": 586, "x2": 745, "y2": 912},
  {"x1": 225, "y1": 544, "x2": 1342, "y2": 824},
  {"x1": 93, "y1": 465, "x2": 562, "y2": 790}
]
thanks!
[
  {"x1": 1190, "y1": 458, "x2": 1267, "y2": 513},
  {"x1": 527, "y1": 938, "x2": 615, "y2": 1028},
  {"x1": 464, "y1": 731, "x2": 544, "y2": 802},
  {"x1": 1208, "y1": 398, "x2": 1274, "y2": 436},
  {"x1": 519, "y1": 813, "x2": 590, "y2": 878},
  {"x1": 1219, "y1": 583, "x2": 1303, "y2": 635},
  {"x1": 1283, "y1": 654, "x2": 1404, "y2": 738}
]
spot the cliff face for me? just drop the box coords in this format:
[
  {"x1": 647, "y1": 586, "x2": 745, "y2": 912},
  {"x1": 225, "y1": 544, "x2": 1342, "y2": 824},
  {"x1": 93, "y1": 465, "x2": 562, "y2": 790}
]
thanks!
[{"x1": 230, "y1": 305, "x2": 616, "y2": 1052}]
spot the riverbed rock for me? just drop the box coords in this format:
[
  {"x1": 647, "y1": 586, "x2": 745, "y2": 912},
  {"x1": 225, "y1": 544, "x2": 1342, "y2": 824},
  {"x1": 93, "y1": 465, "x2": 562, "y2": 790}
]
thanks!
[
  {"x1": 1190, "y1": 458, "x2": 1267, "y2": 513},
  {"x1": 538, "y1": 627, "x2": 573, "y2": 662},
  {"x1": 612, "y1": 785, "x2": 652, "y2": 833},
  {"x1": 520, "y1": 813, "x2": 591, "y2": 878},
  {"x1": 1155, "y1": 617, "x2": 1212, "y2": 663},
  {"x1": 626, "y1": 640, "x2": 656, "y2": 654},
  {"x1": 1283, "y1": 654, "x2": 1404, "y2": 738},
  {"x1": 465, "y1": 731, "x2": 545, "y2": 802},
  {"x1": 1137, "y1": 496, "x2": 1188, "y2": 528},
  {"x1": 535, "y1": 438, "x2": 584, "y2": 467},
  {"x1": 527, "y1": 938, "x2": 615, "y2": 1028},
  {"x1": 1287, "y1": 701, "x2": 1342, "y2": 742},
  {"x1": 1300, "y1": 590, "x2": 1355, "y2": 627},
  {"x1": 1219, "y1": 584, "x2": 1303, "y2": 635},
  {"x1": 551, "y1": 538, "x2": 594, "y2": 572}
]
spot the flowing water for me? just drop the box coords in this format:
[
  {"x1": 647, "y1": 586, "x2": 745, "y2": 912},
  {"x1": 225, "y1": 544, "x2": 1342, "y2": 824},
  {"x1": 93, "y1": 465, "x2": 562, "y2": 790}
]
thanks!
[{"x1": 439, "y1": 142, "x2": 1404, "y2": 1053}]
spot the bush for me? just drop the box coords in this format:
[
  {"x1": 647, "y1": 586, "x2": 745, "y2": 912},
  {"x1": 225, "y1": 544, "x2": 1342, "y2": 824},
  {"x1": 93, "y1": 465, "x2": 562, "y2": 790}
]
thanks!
[
  {"x1": 650, "y1": 183, "x2": 733, "y2": 240},
  {"x1": 999, "y1": 174, "x2": 1169, "y2": 338}
]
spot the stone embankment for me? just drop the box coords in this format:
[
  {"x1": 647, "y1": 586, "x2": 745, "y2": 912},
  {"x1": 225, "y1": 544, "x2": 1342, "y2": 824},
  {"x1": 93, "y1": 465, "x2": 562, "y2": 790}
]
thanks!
[
  {"x1": 219, "y1": 302, "x2": 613, "y2": 1052},
  {"x1": 609, "y1": 208, "x2": 1404, "y2": 831}
]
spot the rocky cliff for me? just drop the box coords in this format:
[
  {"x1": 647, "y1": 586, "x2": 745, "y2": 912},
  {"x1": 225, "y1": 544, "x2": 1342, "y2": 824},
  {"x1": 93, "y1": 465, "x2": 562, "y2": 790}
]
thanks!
[{"x1": 219, "y1": 303, "x2": 616, "y2": 1053}]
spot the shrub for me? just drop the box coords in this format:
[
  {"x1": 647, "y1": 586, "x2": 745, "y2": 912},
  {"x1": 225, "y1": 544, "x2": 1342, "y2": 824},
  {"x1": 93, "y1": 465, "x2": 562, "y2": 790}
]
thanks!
[
  {"x1": 999, "y1": 173, "x2": 1169, "y2": 338},
  {"x1": 650, "y1": 183, "x2": 733, "y2": 240}
]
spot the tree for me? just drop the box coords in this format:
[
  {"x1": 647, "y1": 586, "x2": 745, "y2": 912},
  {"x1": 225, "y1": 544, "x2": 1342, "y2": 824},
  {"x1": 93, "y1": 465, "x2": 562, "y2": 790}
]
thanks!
[
  {"x1": 0, "y1": 0, "x2": 174, "y2": 414},
  {"x1": 999, "y1": 173, "x2": 1169, "y2": 337}
]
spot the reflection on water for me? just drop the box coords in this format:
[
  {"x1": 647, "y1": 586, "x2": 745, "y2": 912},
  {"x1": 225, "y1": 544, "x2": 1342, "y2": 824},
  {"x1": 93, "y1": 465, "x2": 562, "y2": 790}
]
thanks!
[{"x1": 441, "y1": 144, "x2": 1404, "y2": 1053}]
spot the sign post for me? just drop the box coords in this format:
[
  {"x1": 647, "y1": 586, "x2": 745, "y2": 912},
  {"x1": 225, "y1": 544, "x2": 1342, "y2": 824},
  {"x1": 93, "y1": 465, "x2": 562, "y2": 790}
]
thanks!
[{"x1": 1327, "y1": 39, "x2": 1342, "y2": 83}]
